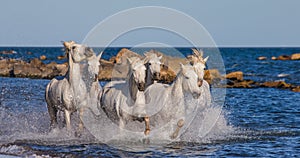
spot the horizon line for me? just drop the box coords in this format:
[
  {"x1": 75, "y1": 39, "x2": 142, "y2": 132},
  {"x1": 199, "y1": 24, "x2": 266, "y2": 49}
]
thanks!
[{"x1": 1, "y1": 44, "x2": 300, "y2": 48}]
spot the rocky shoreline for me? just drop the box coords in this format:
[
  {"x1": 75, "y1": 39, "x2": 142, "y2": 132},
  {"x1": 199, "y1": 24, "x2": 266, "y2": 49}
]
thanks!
[
  {"x1": 257, "y1": 53, "x2": 300, "y2": 60},
  {"x1": 1, "y1": 48, "x2": 299, "y2": 92}
]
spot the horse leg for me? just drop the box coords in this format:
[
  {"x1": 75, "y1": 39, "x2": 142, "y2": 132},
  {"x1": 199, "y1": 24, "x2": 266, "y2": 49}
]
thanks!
[
  {"x1": 119, "y1": 119, "x2": 125, "y2": 130},
  {"x1": 76, "y1": 108, "x2": 84, "y2": 137},
  {"x1": 170, "y1": 119, "x2": 184, "y2": 139},
  {"x1": 144, "y1": 116, "x2": 150, "y2": 135},
  {"x1": 47, "y1": 104, "x2": 58, "y2": 130},
  {"x1": 64, "y1": 110, "x2": 72, "y2": 132}
]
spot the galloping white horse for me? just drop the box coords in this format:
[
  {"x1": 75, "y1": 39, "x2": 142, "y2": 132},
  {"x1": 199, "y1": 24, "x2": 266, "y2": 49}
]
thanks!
[
  {"x1": 144, "y1": 52, "x2": 162, "y2": 89},
  {"x1": 100, "y1": 57, "x2": 151, "y2": 135},
  {"x1": 189, "y1": 48, "x2": 211, "y2": 107},
  {"x1": 145, "y1": 64, "x2": 202, "y2": 139},
  {"x1": 45, "y1": 41, "x2": 102, "y2": 136},
  {"x1": 178, "y1": 48, "x2": 213, "y2": 141}
]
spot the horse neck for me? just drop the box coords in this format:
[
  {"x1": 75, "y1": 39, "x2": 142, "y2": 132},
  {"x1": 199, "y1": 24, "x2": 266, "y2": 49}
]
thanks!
[
  {"x1": 128, "y1": 73, "x2": 138, "y2": 102},
  {"x1": 145, "y1": 65, "x2": 153, "y2": 89},
  {"x1": 66, "y1": 53, "x2": 82, "y2": 90},
  {"x1": 171, "y1": 72, "x2": 184, "y2": 99}
]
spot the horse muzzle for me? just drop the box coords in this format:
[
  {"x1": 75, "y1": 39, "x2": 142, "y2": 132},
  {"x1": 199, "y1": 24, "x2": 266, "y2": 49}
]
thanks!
[
  {"x1": 153, "y1": 72, "x2": 160, "y2": 81},
  {"x1": 138, "y1": 82, "x2": 145, "y2": 91},
  {"x1": 192, "y1": 92, "x2": 201, "y2": 99}
]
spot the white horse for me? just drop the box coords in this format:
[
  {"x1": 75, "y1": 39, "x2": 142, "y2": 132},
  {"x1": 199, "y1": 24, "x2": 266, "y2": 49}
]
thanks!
[
  {"x1": 177, "y1": 48, "x2": 213, "y2": 141},
  {"x1": 145, "y1": 64, "x2": 202, "y2": 139},
  {"x1": 45, "y1": 41, "x2": 102, "y2": 136},
  {"x1": 189, "y1": 48, "x2": 211, "y2": 107},
  {"x1": 144, "y1": 52, "x2": 162, "y2": 89},
  {"x1": 100, "y1": 57, "x2": 152, "y2": 135}
]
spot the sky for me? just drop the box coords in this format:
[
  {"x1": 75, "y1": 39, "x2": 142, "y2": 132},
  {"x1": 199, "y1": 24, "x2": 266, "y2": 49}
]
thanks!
[{"x1": 1, "y1": 0, "x2": 300, "y2": 47}]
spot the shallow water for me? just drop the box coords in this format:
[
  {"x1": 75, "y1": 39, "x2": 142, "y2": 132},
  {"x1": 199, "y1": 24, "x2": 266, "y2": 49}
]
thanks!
[
  {"x1": 0, "y1": 47, "x2": 300, "y2": 157},
  {"x1": 0, "y1": 77, "x2": 299, "y2": 157}
]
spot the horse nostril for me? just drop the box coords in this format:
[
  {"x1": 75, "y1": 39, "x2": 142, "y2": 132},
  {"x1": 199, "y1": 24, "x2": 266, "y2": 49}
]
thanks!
[
  {"x1": 138, "y1": 83, "x2": 145, "y2": 91},
  {"x1": 154, "y1": 72, "x2": 160, "y2": 79},
  {"x1": 192, "y1": 92, "x2": 201, "y2": 99},
  {"x1": 198, "y1": 79, "x2": 203, "y2": 87}
]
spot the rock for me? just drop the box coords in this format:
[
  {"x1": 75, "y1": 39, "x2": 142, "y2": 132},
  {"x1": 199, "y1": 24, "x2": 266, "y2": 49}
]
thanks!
[
  {"x1": 227, "y1": 79, "x2": 255, "y2": 88},
  {"x1": 226, "y1": 71, "x2": 243, "y2": 81},
  {"x1": 113, "y1": 48, "x2": 141, "y2": 64},
  {"x1": 292, "y1": 86, "x2": 300, "y2": 92},
  {"x1": 46, "y1": 61, "x2": 58, "y2": 69},
  {"x1": 39, "y1": 66, "x2": 54, "y2": 78},
  {"x1": 13, "y1": 63, "x2": 42, "y2": 78},
  {"x1": 271, "y1": 56, "x2": 277, "y2": 60},
  {"x1": 40, "y1": 55, "x2": 47, "y2": 60},
  {"x1": 0, "y1": 50, "x2": 16, "y2": 55},
  {"x1": 0, "y1": 59, "x2": 12, "y2": 76},
  {"x1": 109, "y1": 56, "x2": 116, "y2": 63},
  {"x1": 159, "y1": 64, "x2": 176, "y2": 84},
  {"x1": 204, "y1": 69, "x2": 223, "y2": 85},
  {"x1": 30, "y1": 58, "x2": 43, "y2": 67},
  {"x1": 46, "y1": 62, "x2": 67, "y2": 77},
  {"x1": 257, "y1": 56, "x2": 267, "y2": 60},
  {"x1": 55, "y1": 64, "x2": 67, "y2": 74},
  {"x1": 57, "y1": 55, "x2": 66, "y2": 60},
  {"x1": 0, "y1": 59, "x2": 23, "y2": 77},
  {"x1": 261, "y1": 81, "x2": 292, "y2": 89},
  {"x1": 277, "y1": 55, "x2": 290, "y2": 60},
  {"x1": 98, "y1": 59, "x2": 114, "y2": 80},
  {"x1": 291, "y1": 53, "x2": 300, "y2": 60}
]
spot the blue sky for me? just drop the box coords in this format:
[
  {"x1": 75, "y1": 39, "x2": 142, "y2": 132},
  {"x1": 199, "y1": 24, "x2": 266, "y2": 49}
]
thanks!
[{"x1": 1, "y1": 0, "x2": 300, "y2": 47}]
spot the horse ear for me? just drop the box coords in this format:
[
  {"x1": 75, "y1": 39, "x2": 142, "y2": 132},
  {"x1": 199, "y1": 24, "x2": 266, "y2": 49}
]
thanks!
[
  {"x1": 63, "y1": 41, "x2": 76, "y2": 50},
  {"x1": 143, "y1": 57, "x2": 149, "y2": 64},
  {"x1": 204, "y1": 56, "x2": 209, "y2": 63},
  {"x1": 158, "y1": 55, "x2": 163, "y2": 60},
  {"x1": 144, "y1": 52, "x2": 149, "y2": 57},
  {"x1": 180, "y1": 63, "x2": 185, "y2": 69},
  {"x1": 127, "y1": 57, "x2": 133, "y2": 64},
  {"x1": 63, "y1": 41, "x2": 72, "y2": 50},
  {"x1": 97, "y1": 51, "x2": 103, "y2": 60}
]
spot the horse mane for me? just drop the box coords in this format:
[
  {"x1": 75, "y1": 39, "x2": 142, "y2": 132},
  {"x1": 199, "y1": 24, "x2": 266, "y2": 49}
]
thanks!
[{"x1": 128, "y1": 72, "x2": 138, "y2": 102}]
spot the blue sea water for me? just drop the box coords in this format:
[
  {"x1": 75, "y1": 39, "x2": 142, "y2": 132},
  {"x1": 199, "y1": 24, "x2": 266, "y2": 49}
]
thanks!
[{"x1": 0, "y1": 47, "x2": 299, "y2": 157}]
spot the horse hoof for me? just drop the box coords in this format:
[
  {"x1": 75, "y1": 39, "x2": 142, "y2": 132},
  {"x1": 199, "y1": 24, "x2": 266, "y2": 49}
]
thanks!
[
  {"x1": 75, "y1": 131, "x2": 82, "y2": 137},
  {"x1": 170, "y1": 133, "x2": 178, "y2": 140},
  {"x1": 142, "y1": 138, "x2": 150, "y2": 144},
  {"x1": 49, "y1": 127, "x2": 59, "y2": 134}
]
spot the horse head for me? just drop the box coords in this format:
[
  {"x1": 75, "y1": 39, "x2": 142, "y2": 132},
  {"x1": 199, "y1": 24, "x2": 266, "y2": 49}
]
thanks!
[
  {"x1": 180, "y1": 64, "x2": 202, "y2": 99},
  {"x1": 127, "y1": 57, "x2": 146, "y2": 91},
  {"x1": 144, "y1": 52, "x2": 163, "y2": 81},
  {"x1": 63, "y1": 41, "x2": 94, "y2": 63},
  {"x1": 87, "y1": 51, "x2": 103, "y2": 82},
  {"x1": 189, "y1": 48, "x2": 209, "y2": 86}
]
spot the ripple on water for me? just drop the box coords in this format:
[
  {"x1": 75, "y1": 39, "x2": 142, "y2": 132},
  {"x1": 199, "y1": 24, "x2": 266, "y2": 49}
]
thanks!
[{"x1": 0, "y1": 77, "x2": 299, "y2": 157}]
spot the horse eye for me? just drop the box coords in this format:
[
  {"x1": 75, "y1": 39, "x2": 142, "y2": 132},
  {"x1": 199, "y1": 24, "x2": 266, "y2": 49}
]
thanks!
[
  {"x1": 185, "y1": 76, "x2": 190, "y2": 79},
  {"x1": 72, "y1": 46, "x2": 76, "y2": 50},
  {"x1": 148, "y1": 63, "x2": 152, "y2": 65}
]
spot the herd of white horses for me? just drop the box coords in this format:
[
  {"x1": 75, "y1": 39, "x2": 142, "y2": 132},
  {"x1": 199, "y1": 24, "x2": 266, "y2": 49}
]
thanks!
[{"x1": 45, "y1": 41, "x2": 211, "y2": 140}]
